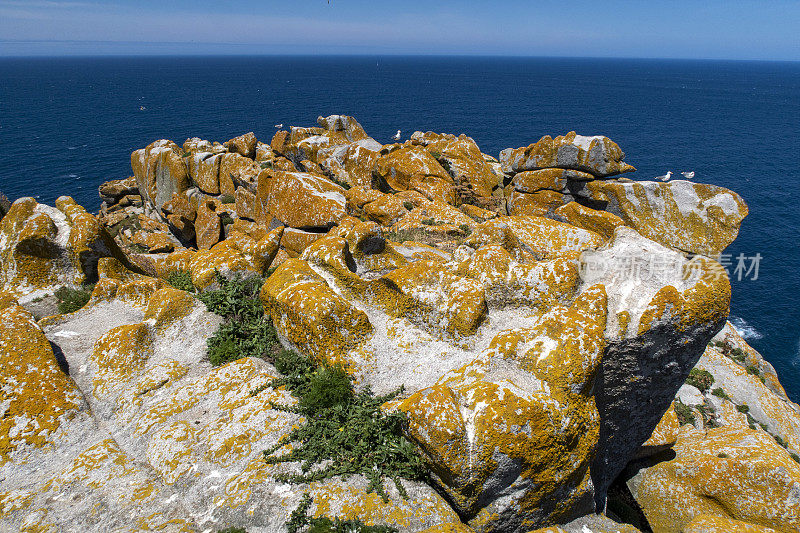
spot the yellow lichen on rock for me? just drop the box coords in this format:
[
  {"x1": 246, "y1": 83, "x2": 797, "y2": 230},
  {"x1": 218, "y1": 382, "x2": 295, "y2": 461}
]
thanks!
[
  {"x1": 90, "y1": 323, "x2": 153, "y2": 399},
  {"x1": 376, "y1": 145, "x2": 455, "y2": 204},
  {"x1": 0, "y1": 304, "x2": 82, "y2": 464},
  {"x1": 261, "y1": 258, "x2": 373, "y2": 363},
  {"x1": 554, "y1": 201, "x2": 625, "y2": 240},
  {"x1": 682, "y1": 514, "x2": 780, "y2": 533},
  {"x1": 633, "y1": 425, "x2": 800, "y2": 532}
]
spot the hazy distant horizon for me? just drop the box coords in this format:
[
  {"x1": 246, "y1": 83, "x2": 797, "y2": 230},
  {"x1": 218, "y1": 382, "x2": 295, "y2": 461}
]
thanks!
[
  {"x1": 1, "y1": 43, "x2": 799, "y2": 63},
  {"x1": 1, "y1": 0, "x2": 798, "y2": 61}
]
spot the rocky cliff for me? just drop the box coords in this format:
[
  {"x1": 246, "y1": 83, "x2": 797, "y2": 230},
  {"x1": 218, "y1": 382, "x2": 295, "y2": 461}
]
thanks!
[{"x1": 1, "y1": 115, "x2": 796, "y2": 533}]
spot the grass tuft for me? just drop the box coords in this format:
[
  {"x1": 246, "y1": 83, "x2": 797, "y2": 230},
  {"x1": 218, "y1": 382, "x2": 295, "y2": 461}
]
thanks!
[
  {"x1": 55, "y1": 285, "x2": 93, "y2": 314},
  {"x1": 166, "y1": 269, "x2": 196, "y2": 293},
  {"x1": 685, "y1": 368, "x2": 714, "y2": 393}
]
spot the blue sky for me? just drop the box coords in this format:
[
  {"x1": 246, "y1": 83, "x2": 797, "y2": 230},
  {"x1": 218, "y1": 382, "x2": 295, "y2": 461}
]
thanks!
[{"x1": 0, "y1": 0, "x2": 798, "y2": 60}]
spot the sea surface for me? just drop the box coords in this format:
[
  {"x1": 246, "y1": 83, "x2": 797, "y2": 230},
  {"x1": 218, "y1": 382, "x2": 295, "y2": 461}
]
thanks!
[{"x1": 1, "y1": 56, "x2": 799, "y2": 399}]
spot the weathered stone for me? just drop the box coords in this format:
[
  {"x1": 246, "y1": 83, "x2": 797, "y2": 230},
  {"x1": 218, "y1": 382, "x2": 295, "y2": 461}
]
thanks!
[
  {"x1": 223, "y1": 131, "x2": 257, "y2": 158},
  {"x1": 578, "y1": 179, "x2": 749, "y2": 256},
  {"x1": 500, "y1": 132, "x2": 636, "y2": 177},
  {"x1": 131, "y1": 139, "x2": 190, "y2": 215},
  {"x1": 98, "y1": 176, "x2": 138, "y2": 204},
  {"x1": 554, "y1": 201, "x2": 625, "y2": 240},
  {"x1": 364, "y1": 194, "x2": 410, "y2": 226},
  {"x1": 258, "y1": 170, "x2": 347, "y2": 229},
  {"x1": 195, "y1": 201, "x2": 221, "y2": 250},
  {"x1": 219, "y1": 152, "x2": 260, "y2": 195},
  {"x1": 376, "y1": 145, "x2": 455, "y2": 204}
]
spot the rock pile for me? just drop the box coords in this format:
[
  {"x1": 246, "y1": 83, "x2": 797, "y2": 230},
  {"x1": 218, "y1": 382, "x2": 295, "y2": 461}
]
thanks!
[{"x1": 1, "y1": 115, "x2": 795, "y2": 533}]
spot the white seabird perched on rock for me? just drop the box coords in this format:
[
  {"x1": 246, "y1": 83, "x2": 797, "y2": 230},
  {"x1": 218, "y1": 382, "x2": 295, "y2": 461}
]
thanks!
[
  {"x1": 393, "y1": 130, "x2": 401, "y2": 141},
  {"x1": 681, "y1": 171, "x2": 695, "y2": 179},
  {"x1": 656, "y1": 171, "x2": 673, "y2": 182}
]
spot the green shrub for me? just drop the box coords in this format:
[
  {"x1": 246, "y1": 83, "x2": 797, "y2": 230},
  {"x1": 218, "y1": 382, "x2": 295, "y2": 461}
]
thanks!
[
  {"x1": 791, "y1": 453, "x2": 800, "y2": 464},
  {"x1": 711, "y1": 387, "x2": 730, "y2": 400},
  {"x1": 166, "y1": 269, "x2": 196, "y2": 293},
  {"x1": 255, "y1": 350, "x2": 425, "y2": 503},
  {"x1": 717, "y1": 452, "x2": 729, "y2": 458},
  {"x1": 219, "y1": 194, "x2": 235, "y2": 204},
  {"x1": 459, "y1": 224, "x2": 472, "y2": 236},
  {"x1": 729, "y1": 347, "x2": 747, "y2": 363},
  {"x1": 775, "y1": 434, "x2": 788, "y2": 448},
  {"x1": 686, "y1": 368, "x2": 714, "y2": 393},
  {"x1": 260, "y1": 161, "x2": 273, "y2": 169},
  {"x1": 674, "y1": 402, "x2": 696, "y2": 426},
  {"x1": 287, "y1": 493, "x2": 397, "y2": 533},
  {"x1": 199, "y1": 274, "x2": 279, "y2": 366},
  {"x1": 219, "y1": 213, "x2": 234, "y2": 227},
  {"x1": 55, "y1": 285, "x2": 93, "y2": 314},
  {"x1": 217, "y1": 528, "x2": 247, "y2": 533},
  {"x1": 736, "y1": 404, "x2": 750, "y2": 413},
  {"x1": 746, "y1": 365, "x2": 761, "y2": 377}
]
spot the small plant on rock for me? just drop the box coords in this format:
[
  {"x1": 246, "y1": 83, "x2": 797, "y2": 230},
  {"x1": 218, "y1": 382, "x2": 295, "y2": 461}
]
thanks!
[
  {"x1": 674, "y1": 401, "x2": 696, "y2": 426},
  {"x1": 686, "y1": 368, "x2": 715, "y2": 393},
  {"x1": 199, "y1": 273, "x2": 279, "y2": 366},
  {"x1": 711, "y1": 387, "x2": 730, "y2": 400},
  {"x1": 254, "y1": 349, "x2": 426, "y2": 503},
  {"x1": 166, "y1": 269, "x2": 196, "y2": 293},
  {"x1": 55, "y1": 285, "x2": 93, "y2": 314}
]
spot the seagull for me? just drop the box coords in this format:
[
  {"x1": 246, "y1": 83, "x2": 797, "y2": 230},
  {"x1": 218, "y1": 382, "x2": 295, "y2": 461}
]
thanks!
[
  {"x1": 139, "y1": 106, "x2": 146, "y2": 111},
  {"x1": 274, "y1": 123, "x2": 283, "y2": 128},
  {"x1": 681, "y1": 171, "x2": 695, "y2": 179},
  {"x1": 393, "y1": 130, "x2": 401, "y2": 141},
  {"x1": 656, "y1": 171, "x2": 673, "y2": 182}
]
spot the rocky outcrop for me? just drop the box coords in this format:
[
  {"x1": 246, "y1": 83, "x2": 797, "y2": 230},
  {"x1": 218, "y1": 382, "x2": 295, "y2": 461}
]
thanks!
[{"x1": 3, "y1": 116, "x2": 778, "y2": 532}]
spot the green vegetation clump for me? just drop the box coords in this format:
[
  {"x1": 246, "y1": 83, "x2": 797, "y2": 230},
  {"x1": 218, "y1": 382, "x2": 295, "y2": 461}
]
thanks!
[
  {"x1": 674, "y1": 401, "x2": 696, "y2": 426},
  {"x1": 260, "y1": 161, "x2": 274, "y2": 169},
  {"x1": 686, "y1": 368, "x2": 715, "y2": 393},
  {"x1": 459, "y1": 224, "x2": 472, "y2": 236},
  {"x1": 254, "y1": 349, "x2": 425, "y2": 503},
  {"x1": 736, "y1": 404, "x2": 750, "y2": 414},
  {"x1": 420, "y1": 218, "x2": 442, "y2": 226},
  {"x1": 746, "y1": 365, "x2": 761, "y2": 376},
  {"x1": 791, "y1": 453, "x2": 800, "y2": 464},
  {"x1": 219, "y1": 194, "x2": 236, "y2": 204},
  {"x1": 198, "y1": 274, "x2": 279, "y2": 366},
  {"x1": 166, "y1": 269, "x2": 196, "y2": 293},
  {"x1": 217, "y1": 528, "x2": 247, "y2": 533},
  {"x1": 219, "y1": 213, "x2": 235, "y2": 227},
  {"x1": 775, "y1": 434, "x2": 788, "y2": 448},
  {"x1": 717, "y1": 452, "x2": 729, "y2": 458},
  {"x1": 403, "y1": 201, "x2": 414, "y2": 211},
  {"x1": 55, "y1": 285, "x2": 93, "y2": 314},
  {"x1": 287, "y1": 493, "x2": 397, "y2": 533},
  {"x1": 711, "y1": 387, "x2": 730, "y2": 400},
  {"x1": 729, "y1": 347, "x2": 747, "y2": 363}
]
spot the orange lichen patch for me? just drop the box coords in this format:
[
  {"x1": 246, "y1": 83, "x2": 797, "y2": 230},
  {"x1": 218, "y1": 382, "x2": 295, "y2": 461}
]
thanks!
[
  {"x1": 363, "y1": 195, "x2": 409, "y2": 226},
  {"x1": 554, "y1": 201, "x2": 625, "y2": 240},
  {"x1": 345, "y1": 186, "x2": 385, "y2": 210},
  {"x1": 0, "y1": 304, "x2": 82, "y2": 465},
  {"x1": 308, "y1": 480, "x2": 463, "y2": 530},
  {"x1": 391, "y1": 201, "x2": 474, "y2": 233},
  {"x1": 488, "y1": 284, "x2": 607, "y2": 394},
  {"x1": 212, "y1": 227, "x2": 283, "y2": 275},
  {"x1": 375, "y1": 145, "x2": 455, "y2": 204},
  {"x1": 415, "y1": 131, "x2": 502, "y2": 198},
  {"x1": 500, "y1": 131, "x2": 636, "y2": 177},
  {"x1": 143, "y1": 287, "x2": 197, "y2": 331},
  {"x1": 456, "y1": 246, "x2": 580, "y2": 309},
  {"x1": 188, "y1": 152, "x2": 222, "y2": 195},
  {"x1": 469, "y1": 216, "x2": 603, "y2": 260},
  {"x1": 219, "y1": 152, "x2": 260, "y2": 195},
  {"x1": 96, "y1": 257, "x2": 148, "y2": 283},
  {"x1": 258, "y1": 170, "x2": 347, "y2": 229},
  {"x1": 132, "y1": 231, "x2": 174, "y2": 253},
  {"x1": 459, "y1": 203, "x2": 497, "y2": 221},
  {"x1": 0, "y1": 291, "x2": 18, "y2": 311},
  {"x1": 508, "y1": 189, "x2": 568, "y2": 217},
  {"x1": 130, "y1": 139, "x2": 190, "y2": 212},
  {"x1": 145, "y1": 420, "x2": 197, "y2": 484},
  {"x1": 281, "y1": 228, "x2": 326, "y2": 258},
  {"x1": 635, "y1": 425, "x2": 800, "y2": 533},
  {"x1": 641, "y1": 402, "x2": 680, "y2": 450},
  {"x1": 586, "y1": 179, "x2": 748, "y2": 256},
  {"x1": 261, "y1": 259, "x2": 373, "y2": 363},
  {"x1": 91, "y1": 323, "x2": 153, "y2": 399},
  {"x1": 683, "y1": 514, "x2": 780, "y2": 533},
  {"x1": 116, "y1": 278, "x2": 168, "y2": 310},
  {"x1": 0, "y1": 490, "x2": 35, "y2": 519},
  {"x1": 418, "y1": 523, "x2": 474, "y2": 533},
  {"x1": 372, "y1": 259, "x2": 488, "y2": 338}
]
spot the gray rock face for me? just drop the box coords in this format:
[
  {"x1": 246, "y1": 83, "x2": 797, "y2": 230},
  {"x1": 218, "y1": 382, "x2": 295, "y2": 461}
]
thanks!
[
  {"x1": 0, "y1": 190, "x2": 11, "y2": 221},
  {"x1": 579, "y1": 228, "x2": 730, "y2": 509},
  {"x1": 0, "y1": 271, "x2": 463, "y2": 532}
]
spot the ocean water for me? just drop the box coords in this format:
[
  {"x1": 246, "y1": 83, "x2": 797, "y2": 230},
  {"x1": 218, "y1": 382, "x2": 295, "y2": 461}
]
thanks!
[{"x1": 1, "y1": 56, "x2": 799, "y2": 399}]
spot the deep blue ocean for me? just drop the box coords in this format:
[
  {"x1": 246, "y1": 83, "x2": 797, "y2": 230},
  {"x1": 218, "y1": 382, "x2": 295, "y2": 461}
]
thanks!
[{"x1": 1, "y1": 56, "x2": 798, "y2": 399}]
